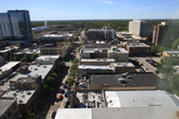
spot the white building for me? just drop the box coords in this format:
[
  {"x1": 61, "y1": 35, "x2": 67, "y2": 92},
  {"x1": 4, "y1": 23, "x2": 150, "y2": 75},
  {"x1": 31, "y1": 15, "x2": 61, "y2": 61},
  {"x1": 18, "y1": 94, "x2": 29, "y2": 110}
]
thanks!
[
  {"x1": 105, "y1": 90, "x2": 179, "y2": 108},
  {"x1": 81, "y1": 46, "x2": 129, "y2": 62},
  {"x1": 129, "y1": 20, "x2": 149, "y2": 37}
]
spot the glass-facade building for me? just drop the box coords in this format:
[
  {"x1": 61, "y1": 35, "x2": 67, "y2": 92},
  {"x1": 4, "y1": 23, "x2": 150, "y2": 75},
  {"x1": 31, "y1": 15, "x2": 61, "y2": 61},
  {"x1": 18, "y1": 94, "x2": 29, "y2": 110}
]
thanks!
[{"x1": 0, "y1": 10, "x2": 32, "y2": 42}]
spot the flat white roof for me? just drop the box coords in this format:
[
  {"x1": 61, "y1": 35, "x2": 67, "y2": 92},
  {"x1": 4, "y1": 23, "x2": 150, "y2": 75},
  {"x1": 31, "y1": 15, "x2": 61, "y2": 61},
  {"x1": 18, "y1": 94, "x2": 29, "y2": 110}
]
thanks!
[
  {"x1": 111, "y1": 62, "x2": 135, "y2": 67},
  {"x1": 55, "y1": 107, "x2": 179, "y2": 119},
  {"x1": 0, "y1": 61, "x2": 20, "y2": 72},
  {"x1": 36, "y1": 55, "x2": 60, "y2": 61},
  {"x1": 2, "y1": 89, "x2": 36, "y2": 104},
  {"x1": 82, "y1": 47, "x2": 128, "y2": 54},
  {"x1": 78, "y1": 65, "x2": 115, "y2": 70},
  {"x1": 81, "y1": 58, "x2": 115, "y2": 62},
  {"x1": 105, "y1": 90, "x2": 179, "y2": 108},
  {"x1": 55, "y1": 109, "x2": 92, "y2": 119},
  {"x1": 43, "y1": 34, "x2": 63, "y2": 38},
  {"x1": 10, "y1": 63, "x2": 53, "y2": 81}
]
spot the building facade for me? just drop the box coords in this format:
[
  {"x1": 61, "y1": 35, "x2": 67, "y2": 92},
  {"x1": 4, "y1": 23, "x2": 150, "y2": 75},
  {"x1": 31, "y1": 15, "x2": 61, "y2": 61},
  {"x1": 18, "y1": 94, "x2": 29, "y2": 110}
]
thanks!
[
  {"x1": 85, "y1": 28, "x2": 116, "y2": 41},
  {"x1": 0, "y1": 98, "x2": 20, "y2": 119},
  {"x1": 0, "y1": 10, "x2": 32, "y2": 43},
  {"x1": 152, "y1": 22, "x2": 167, "y2": 45},
  {"x1": 129, "y1": 20, "x2": 149, "y2": 37}
]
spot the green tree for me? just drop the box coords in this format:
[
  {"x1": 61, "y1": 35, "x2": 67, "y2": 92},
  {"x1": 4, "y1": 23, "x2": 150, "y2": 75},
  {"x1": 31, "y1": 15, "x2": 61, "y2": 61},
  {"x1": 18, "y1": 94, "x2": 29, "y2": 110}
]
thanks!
[
  {"x1": 171, "y1": 38, "x2": 179, "y2": 49},
  {"x1": 21, "y1": 56, "x2": 28, "y2": 62},
  {"x1": 50, "y1": 72, "x2": 58, "y2": 79},
  {"x1": 30, "y1": 54, "x2": 38, "y2": 61}
]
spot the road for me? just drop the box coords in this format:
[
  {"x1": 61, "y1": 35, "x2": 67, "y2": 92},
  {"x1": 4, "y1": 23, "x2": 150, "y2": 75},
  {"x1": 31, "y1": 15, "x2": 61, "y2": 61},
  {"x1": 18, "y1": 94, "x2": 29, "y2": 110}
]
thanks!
[
  {"x1": 45, "y1": 62, "x2": 72, "y2": 119},
  {"x1": 136, "y1": 57, "x2": 169, "y2": 90},
  {"x1": 136, "y1": 57, "x2": 161, "y2": 74}
]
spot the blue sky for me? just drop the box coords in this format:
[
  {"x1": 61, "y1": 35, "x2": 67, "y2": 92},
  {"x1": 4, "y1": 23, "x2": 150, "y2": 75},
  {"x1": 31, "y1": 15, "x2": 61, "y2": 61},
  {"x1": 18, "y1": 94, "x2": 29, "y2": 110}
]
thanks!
[{"x1": 1, "y1": 0, "x2": 179, "y2": 20}]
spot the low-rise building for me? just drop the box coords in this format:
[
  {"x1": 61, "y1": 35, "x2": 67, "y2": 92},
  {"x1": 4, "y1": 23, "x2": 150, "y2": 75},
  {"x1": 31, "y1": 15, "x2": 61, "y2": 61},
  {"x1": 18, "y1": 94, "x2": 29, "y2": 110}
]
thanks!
[
  {"x1": 162, "y1": 50, "x2": 179, "y2": 57},
  {"x1": 0, "y1": 61, "x2": 20, "y2": 80},
  {"x1": 76, "y1": 73, "x2": 159, "y2": 90},
  {"x1": 85, "y1": 27, "x2": 116, "y2": 41},
  {"x1": 14, "y1": 48, "x2": 40, "y2": 56},
  {"x1": 80, "y1": 46, "x2": 128, "y2": 62},
  {"x1": 117, "y1": 31, "x2": 147, "y2": 42},
  {"x1": 10, "y1": 62, "x2": 55, "y2": 85},
  {"x1": 0, "y1": 45, "x2": 19, "y2": 61},
  {"x1": 105, "y1": 90, "x2": 179, "y2": 108},
  {"x1": 121, "y1": 41, "x2": 151, "y2": 56},
  {"x1": 110, "y1": 62, "x2": 136, "y2": 73},
  {"x1": 40, "y1": 42, "x2": 69, "y2": 57},
  {"x1": 77, "y1": 65, "x2": 115, "y2": 79},
  {"x1": 2, "y1": 89, "x2": 38, "y2": 111},
  {"x1": 80, "y1": 58, "x2": 115, "y2": 65},
  {"x1": 55, "y1": 107, "x2": 179, "y2": 119},
  {"x1": 10, "y1": 77, "x2": 39, "y2": 90},
  {"x1": 0, "y1": 98, "x2": 20, "y2": 119},
  {"x1": 75, "y1": 91, "x2": 105, "y2": 108}
]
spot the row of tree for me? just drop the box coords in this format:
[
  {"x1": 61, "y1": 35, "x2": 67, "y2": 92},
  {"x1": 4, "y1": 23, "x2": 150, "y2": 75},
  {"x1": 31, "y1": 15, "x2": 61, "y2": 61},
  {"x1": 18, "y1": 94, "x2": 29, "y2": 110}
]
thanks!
[
  {"x1": 67, "y1": 59, "x2": 79, "y2": 86},
  {"x1": 157, "y1": 57, "x2": 179, "y2": 95},
  {"x1": 31, "y1": 20, "x2": 164, "y2": 32}
]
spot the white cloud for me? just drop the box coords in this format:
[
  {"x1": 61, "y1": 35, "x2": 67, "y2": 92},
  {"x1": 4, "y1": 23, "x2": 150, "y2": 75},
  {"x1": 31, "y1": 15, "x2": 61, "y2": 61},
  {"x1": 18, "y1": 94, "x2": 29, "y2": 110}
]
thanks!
[{"x1": 101, "y1": 0, "x2": 116, "y2": 4}]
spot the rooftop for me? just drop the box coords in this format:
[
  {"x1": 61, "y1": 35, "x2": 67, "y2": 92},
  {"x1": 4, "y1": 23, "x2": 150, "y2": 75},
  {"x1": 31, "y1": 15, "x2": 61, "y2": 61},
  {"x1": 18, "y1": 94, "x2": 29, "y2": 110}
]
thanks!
[
  {"x1": 82, "y1": 47, "x2": 128, "y2": 54},
  {"x1": 36, "y1": 55, "x2": 60, "y2": 62},
  {"x1": 81, "y1": 58, "x2": 115, "y2": 63},
  {"x1": 105, "y1": 90, "x2": 179, "y2": 108},
  {"x1": 15, "y1": 48, "x2": 40, "y2": 55},
  {"x1": 116, "y1": 31, "x2": 147, "y2": 41},
  {"x1": 55, "y1": 109, "x2": 92, "y2": 119},
  {"x1": 111, "y1": 62, "x2": 135, "y2": 67},
  {"x1": 2, "y1": 89, "x2": 36, "y2": 104},
  {"x1": 78, "y1": 65, "x2": 115, "y2": 71},
  {"x1": 55, "y1": 107, "x2": 179, "y2": 119},
  {"x1": 90, "y1": 73, "x2": 159, "y2": 88},
  {"x1": 84, "y1": 43, "x2": 114, "y2": 48},
  {"x1": 10, "y1": 63, "x2": 53, "y2": 82},
  {"x1": 0, "y1": 61, "x2": 20, "y2": 73},
  {"x1": 125, "y1": 42, "x2": 150, "y2": 48},
  {"x1": 76, "y1": 91, "x2": 105, "y2": 108}
]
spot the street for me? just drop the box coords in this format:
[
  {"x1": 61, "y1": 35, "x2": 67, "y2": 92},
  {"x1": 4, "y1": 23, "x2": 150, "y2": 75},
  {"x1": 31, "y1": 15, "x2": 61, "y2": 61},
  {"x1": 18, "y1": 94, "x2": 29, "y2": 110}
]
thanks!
[{"x1": 45, "y1": 62, "x2": 72, "y2": 119}]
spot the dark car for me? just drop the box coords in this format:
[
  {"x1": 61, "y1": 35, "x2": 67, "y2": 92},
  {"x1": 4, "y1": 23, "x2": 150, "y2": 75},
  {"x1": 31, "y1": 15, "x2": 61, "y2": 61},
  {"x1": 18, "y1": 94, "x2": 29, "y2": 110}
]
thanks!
[
  {"x1": 51, "y1": 111, "x2": 56, "y2": 119},
  {"x1": 58, "y1": 88, "x2": 65, "y2": 94}
]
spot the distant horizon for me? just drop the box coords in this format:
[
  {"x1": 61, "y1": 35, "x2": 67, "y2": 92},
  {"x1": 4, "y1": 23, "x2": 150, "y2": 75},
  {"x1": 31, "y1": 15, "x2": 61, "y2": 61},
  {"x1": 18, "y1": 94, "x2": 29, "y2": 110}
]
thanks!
[
  {"x1": 31, "y1": 18, "x2": 179, "y2": 22},
  {"x1": 1, "y1": 0, "x2": 179, "y2": 20}
]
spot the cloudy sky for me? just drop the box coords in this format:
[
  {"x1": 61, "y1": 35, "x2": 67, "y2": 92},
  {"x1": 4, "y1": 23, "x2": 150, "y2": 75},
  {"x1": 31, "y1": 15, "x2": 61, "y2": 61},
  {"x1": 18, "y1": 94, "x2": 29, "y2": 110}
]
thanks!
[{"x1": 1, "y1": 0, "x2": 179, "y2": 20}]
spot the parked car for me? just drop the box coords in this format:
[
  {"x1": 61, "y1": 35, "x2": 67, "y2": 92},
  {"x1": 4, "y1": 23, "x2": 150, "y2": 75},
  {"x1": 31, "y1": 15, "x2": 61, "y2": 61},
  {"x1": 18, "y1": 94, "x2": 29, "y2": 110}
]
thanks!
[
  {"x1": 51, "y1": 111, "x2": 56, "y2": 119},
  {"x1": 58, "y1": 95, "x2": 63, "y2": 101}
]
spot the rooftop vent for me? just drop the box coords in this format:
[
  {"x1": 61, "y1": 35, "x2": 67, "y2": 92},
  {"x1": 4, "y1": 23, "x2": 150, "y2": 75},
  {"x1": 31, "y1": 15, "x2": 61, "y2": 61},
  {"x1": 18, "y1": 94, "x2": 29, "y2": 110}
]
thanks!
[{"x1": 18, "y1": 100, "x2": 23, "y2": 103}]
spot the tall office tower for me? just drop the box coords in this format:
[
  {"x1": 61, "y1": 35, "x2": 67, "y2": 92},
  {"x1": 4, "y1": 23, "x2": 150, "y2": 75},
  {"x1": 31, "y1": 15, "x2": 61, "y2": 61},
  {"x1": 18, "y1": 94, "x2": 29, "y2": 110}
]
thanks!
[
  {"x1": 152, "y1": 22, "x2": 167, "y2": 45},
  {"x1": 129, "y1": 20, "x2": 149, "y2": 37},
  {"x1": 0, "y1": 10, "x2": 32, "y2": 42},
  {"x1": 152, "y1": 21, "x2": 179, "y2": 47},
  {"x1": 8, "y1": 10, "x2": 32, "y2": 41},
  {"x1": 0, "y1": 13, "x2": 13, "y2": 39}
]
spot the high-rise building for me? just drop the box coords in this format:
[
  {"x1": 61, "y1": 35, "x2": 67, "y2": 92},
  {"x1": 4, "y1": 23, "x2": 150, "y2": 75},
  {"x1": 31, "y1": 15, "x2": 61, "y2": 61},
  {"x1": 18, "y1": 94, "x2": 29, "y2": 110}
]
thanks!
[
  {"x1": 0, "y1": 13, "x2": 13, "y2": 38},
  {"x1": 152, "y1": 21, "x2": 179, "y2": 47},
  {"x1": 0, "y1": 10, "x2": 32, "y2": 43},
  {"x1": 152, "y1": 22, "x2": 167, "y2": 45},
  {"x1": 129, "y1": 20, "x2": 149, "y2": 37}
]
